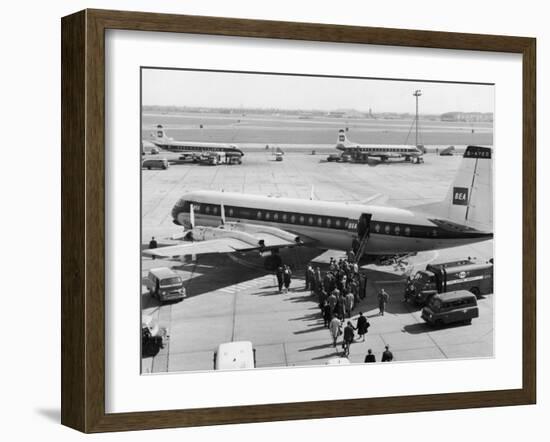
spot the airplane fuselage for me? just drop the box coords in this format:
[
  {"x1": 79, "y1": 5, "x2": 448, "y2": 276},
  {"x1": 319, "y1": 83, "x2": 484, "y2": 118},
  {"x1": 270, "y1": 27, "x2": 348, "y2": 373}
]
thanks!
[
  {"x1": 171, "y1": 191, "x2": 491, "y2": 255},
  {"x1": 151, "y1": 140, "x2": 244, "y2": 156},
  {"x1": 337, "y1": 144, "x2": 423, "y2": 160}
]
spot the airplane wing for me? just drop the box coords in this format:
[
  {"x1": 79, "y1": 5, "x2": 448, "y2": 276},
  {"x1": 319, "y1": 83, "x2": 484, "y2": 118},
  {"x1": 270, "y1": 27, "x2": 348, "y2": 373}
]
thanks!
[{"x1": 143, "y1": 229, "x2": 305, "y2": 258}]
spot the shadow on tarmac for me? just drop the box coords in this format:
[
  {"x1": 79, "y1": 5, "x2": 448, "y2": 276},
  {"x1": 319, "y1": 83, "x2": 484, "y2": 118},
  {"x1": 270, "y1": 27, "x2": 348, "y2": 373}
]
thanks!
[{"x1": 402, "y1": 321, "x2": 470, "y2": 335}]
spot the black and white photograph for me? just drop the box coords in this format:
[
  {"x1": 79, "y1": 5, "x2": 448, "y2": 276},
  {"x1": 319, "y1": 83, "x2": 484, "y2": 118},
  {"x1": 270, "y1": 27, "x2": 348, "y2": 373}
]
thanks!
[{"x1": 140, "y1": 68, "x2": 494, "y2": 373}]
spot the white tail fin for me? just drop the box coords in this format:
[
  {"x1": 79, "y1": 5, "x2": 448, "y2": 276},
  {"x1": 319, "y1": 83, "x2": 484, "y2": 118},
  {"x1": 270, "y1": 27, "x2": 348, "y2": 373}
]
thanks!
[
  {"x1": 414, "y1": 146, "x2": 493, "y2": 231},
  {"x1": 152, "y1": 124, "x2": 169, "y2": 141},
  {"x1": 336, "y1": 129, "x2": 351, "y2": 149}
]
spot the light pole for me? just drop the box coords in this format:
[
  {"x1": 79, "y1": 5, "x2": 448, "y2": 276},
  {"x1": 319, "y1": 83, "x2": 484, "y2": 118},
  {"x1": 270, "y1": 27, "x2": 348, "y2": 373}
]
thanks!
[{"x1": 413, "y1": 89, "x2": 422, "y2": 147}]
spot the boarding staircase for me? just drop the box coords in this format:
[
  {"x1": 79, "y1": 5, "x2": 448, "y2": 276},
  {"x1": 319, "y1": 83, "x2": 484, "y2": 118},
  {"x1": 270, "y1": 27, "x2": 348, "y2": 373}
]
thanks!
[{"x1": 355, "y1": 230, "x2": 370, "y2": 263}]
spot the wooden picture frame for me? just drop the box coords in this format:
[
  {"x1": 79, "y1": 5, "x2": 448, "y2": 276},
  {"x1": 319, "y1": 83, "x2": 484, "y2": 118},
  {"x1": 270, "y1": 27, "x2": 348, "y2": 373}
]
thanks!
[{"x1": 61, "y1": 9, "x2": 536, "y2": 433}]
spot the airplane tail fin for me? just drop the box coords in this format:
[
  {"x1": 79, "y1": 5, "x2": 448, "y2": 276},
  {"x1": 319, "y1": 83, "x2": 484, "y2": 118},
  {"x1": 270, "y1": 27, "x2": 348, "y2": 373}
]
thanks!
[
  {"x1": 151, "y1": 124, "x2": 169, "y2": 141},
  {"x1": 336, "y1": 129, "x2": 351, "y2": 150},
  {"x1": 413, "y1": 146, "x2": 493, "y2": 231}
]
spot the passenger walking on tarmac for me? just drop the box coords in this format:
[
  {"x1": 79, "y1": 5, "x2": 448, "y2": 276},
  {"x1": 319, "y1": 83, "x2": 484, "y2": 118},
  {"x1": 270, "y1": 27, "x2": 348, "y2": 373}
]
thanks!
[
  {"x1": 344, "y1": 291, "x2": 355, "y2": 318},
  {"x1": 322, "y1": 301, "x2": 333, "y2": 328},
  {"x1": 329, "y1": 257, "x2": 337, "y2": 272},
  {"x1": 149, "y1": 237, "x2": 158, "y2": 259},
  {"x1": 318, "y1": 287, "x2": 328, "y2": 310},
  {"x1": 364, "y1": 349, "x2": 376, "y2": 363},
  {"x1": 327, "y1": 290, "x2": 338, "y2": 314},
  {"x1": 283, "y1": 265, "x2": 292, "y2": 293},
  {"x1": 336, "y1": 293, "x2": 346, "y2": 320},
  {"x1": 315, "y1": 267, "x2": 322, "y2": 289},
  {"x1": 329, "y1": 316, "x2": 342, "y2": 347},
  {"x1": 356, "y1": 312, "x2": 370, "y2": 341},
  {"x1": 347, "y1": 249, "x2": 356, "y2": 263},
  {"x1": 378, "y1": 288, "x2": 390, "y2": 316},
  {"x1": 276, "y1": 266, "x2": 284, "y2": 293},
  {"x1": 342, "y1": 321, "x2": 356, "y2": 357},
  {"x1": 381, "y1": 345, "x2": 394, "y2": 362}
]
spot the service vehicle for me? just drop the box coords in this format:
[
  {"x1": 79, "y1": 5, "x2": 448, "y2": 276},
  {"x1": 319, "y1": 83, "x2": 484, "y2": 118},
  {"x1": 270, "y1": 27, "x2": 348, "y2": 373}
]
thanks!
[
  {"x1": 150, "y1": 147, "x2": 160, "y2": 155},
  {"x1": 179, "y1": 152, "x2": 200, "y2": 162},
  {"x1": 275, "y1": 152, "x2": 283, "y2": 161},
  {"x1": 142, "y1": 158, "x2": 169, "y2": 170},
  {"x1": 201, "y1": 152, "x2": 225, "y2": 165},
  {"x1": 326, "y1": 153, "x2": 341, "y2": 162},
  {"x1": 213, "y1": 341, "x2": 256, "y2": 370},
  {"x1": 226, "y1": 152, "x2": 242, "y2": 165},
  {"x1": 421, "y1": 290, "x2": 479, "y2": 326},
  {"x1": 407, "y1": 260, "x2": 493, "y2": 305},
  {"x1": 144, "y1": 267, "x2": 186, "y2": 303}
]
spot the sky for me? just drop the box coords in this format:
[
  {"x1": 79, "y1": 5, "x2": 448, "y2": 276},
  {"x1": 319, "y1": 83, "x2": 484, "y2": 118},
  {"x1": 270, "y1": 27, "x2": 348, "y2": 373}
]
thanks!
[{"x1": 142, "y1": 68, "x2": 494, "y2": 114}]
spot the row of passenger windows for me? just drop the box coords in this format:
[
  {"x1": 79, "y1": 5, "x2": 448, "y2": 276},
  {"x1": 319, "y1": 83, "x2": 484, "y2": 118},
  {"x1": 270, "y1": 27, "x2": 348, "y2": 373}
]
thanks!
[
  {"x1": 192, "y1": 203, "x2": 348, "y2": 229},
  {"x1": 354, "y1": 147, "x2": 414, "y2": 153},
  {"x1": 188, "y1": 202, "x2": 439, "y2": 238}
]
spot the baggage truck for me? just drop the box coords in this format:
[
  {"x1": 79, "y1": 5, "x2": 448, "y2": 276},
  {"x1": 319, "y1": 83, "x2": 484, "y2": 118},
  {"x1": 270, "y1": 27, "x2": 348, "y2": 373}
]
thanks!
[{"x1": 406, "y1": 260, "x2": 493, "y2": 305}]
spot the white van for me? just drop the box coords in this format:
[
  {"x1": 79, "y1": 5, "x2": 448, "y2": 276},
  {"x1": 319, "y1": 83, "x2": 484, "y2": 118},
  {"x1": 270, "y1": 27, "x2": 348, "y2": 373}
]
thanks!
[
  {"x1": 213, "y1": 341, "x2": 256, "y2": 370},
  {"x1": 145, "y1": 267, "x2": 186, "y2": 303}
]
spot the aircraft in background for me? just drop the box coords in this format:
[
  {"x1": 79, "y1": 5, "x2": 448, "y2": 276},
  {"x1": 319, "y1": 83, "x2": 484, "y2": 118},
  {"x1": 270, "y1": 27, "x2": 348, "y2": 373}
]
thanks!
[
  {"x1": 144, "y1": 146, "x2": 493, "y2": 269},
  {"x1": 335, "y1": 129, "x2": 424, "y2": 163},
  {"x1": 149, "y1": 124, "x2": 244, "y2": 158}
]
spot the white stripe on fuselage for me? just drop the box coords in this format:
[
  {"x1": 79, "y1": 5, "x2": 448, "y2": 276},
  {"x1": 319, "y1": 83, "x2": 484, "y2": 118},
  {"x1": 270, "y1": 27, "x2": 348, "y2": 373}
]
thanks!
[{"x1": 177, "y1": 190, "x2": 486, "y2": 254}]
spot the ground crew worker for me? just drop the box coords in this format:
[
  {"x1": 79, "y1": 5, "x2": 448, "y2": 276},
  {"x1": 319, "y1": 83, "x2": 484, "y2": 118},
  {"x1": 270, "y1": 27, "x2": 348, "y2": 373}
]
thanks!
[
  {"x1": 306, "y1": 264, "x2": 315, "y2": 293},
  {"x1": 276, "y1": 266, "x2": 284, "y2": 293},
  {"x1": 149, "y1": 236, "x2": 158, "y2": 259},
  {"x1": 378, "y1": 288, "x2": 390, "y2": 316},
  {"x1": 381, "y1": 345, "x2": 394, "y2": 362}
]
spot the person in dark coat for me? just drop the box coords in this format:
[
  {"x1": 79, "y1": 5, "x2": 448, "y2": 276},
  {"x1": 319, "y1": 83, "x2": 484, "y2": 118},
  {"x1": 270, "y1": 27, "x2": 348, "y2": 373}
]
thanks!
[
  {"x1": 355, "y1": 312, "x2": 370, "y2": 341},
  {"x1": 342, "y1": 321, "x2": 356, "y2": 356},
  {"x1": 364, "y1": 349, "x2": 376, "y2": 363},
  {"x1": 283, "y1": 265, "x2": 292, "y2": 293},
  {"x1": 148, "y1": 237, "x2": 158, "y2": 259},
  {"x1": 322, "y1": 301, "x2": 332, "y2": 328},
  {"x1": 381, "y1": 345, "x2": 394, "y2": 362},
  {"x1": 275, "y1": 266, "x2": 284, "y2": 293}
]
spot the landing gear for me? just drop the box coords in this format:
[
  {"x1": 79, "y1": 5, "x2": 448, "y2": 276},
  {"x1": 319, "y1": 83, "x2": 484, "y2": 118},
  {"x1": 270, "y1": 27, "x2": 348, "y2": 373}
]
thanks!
[{"x1": 264, "y1": 251, "x2": 282, "y2": 271}]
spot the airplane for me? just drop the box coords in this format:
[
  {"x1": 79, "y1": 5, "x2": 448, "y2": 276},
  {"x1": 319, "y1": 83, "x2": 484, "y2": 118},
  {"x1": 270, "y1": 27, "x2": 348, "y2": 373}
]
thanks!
[
  {"x1": 143, "y1": 146, "x2": 492, "y2": 270},
  {"x1": 335, "y1": 129, "x2": 424, "y2": 163},
  {"x1": 149, "y1": 124, "x2": 245, "y2": 158}
]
